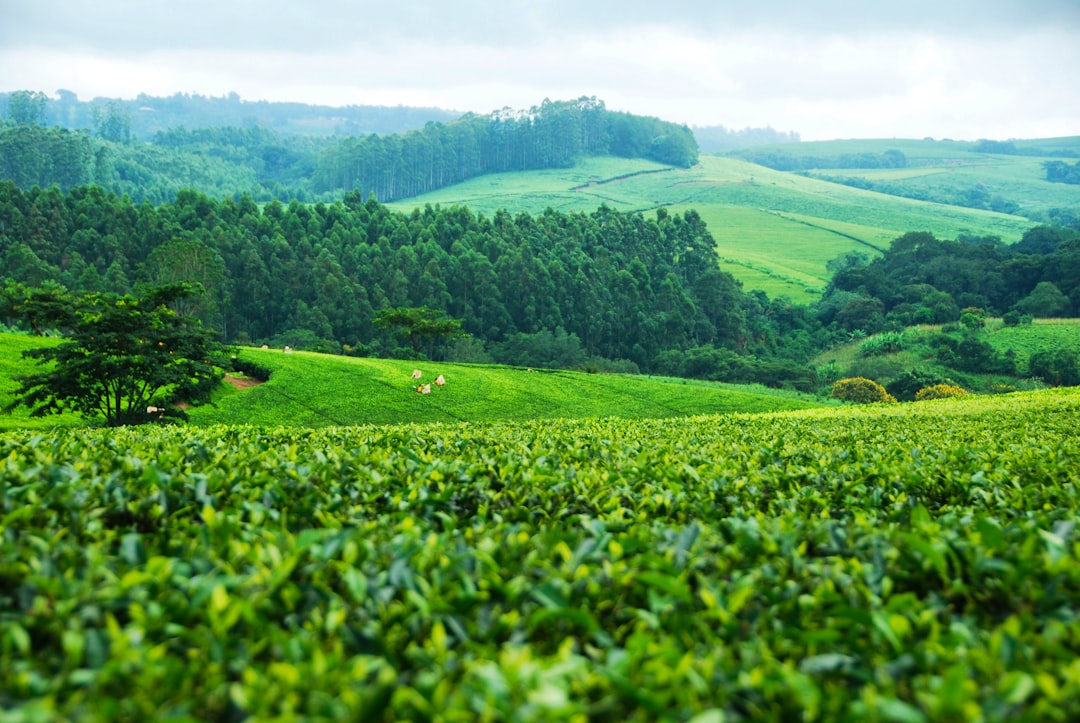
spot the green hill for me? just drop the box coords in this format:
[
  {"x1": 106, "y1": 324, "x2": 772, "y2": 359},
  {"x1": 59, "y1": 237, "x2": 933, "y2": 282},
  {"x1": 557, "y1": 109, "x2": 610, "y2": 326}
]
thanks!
[
  {"x1": 192, "y1": 347, "x2": 829, "y2": 427},
  {"x1": 812, "y1": 319, "x2": 1080, "y2": 396},
  {"x1": 388, "y1": 153, "x2": 1046, "y2": 302},
  {"x1": 740, "y1": 137, "x2": 1080, "y2": 222},
  {"x1": 0, "y1": 333, "x2": 829, "y2": 430}
]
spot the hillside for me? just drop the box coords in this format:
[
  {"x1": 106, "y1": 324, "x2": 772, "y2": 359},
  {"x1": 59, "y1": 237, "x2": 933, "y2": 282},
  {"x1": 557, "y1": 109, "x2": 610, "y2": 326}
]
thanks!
[
  {"x1": 812, "y1": 319, "x2": 1080, "y2": 398},
  {"x1": 0, "y1": 95, "x2": 697, "y2": 205},
  {"x1": 388, "y1": 154, "x2": 1043, "y2": 302},
  {"x1": 0, "y1": 333, "x2": 828, "y2": 430},
  {"x1": 726, "y1": 136, "x2": 1080, "y2": 222}
]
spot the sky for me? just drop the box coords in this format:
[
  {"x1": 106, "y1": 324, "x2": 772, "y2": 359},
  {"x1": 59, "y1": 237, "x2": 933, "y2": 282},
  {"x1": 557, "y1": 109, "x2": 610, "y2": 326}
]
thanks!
[{"x1": 1, "y1": 0, "x2": 1078, "y2": 141}]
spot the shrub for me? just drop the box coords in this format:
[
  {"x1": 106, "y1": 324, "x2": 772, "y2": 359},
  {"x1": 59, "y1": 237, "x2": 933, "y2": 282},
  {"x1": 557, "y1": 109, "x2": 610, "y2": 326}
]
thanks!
[
  {"x1": 915, "y1": 384, "x2": 970, "y2": 401},
  {"x1": 959, "y1": 307, "x2": 987, "y2": 329},
  {"x1": 887, "y1": 368, "x2": 956, "y2": 402},
  {"x1": 858, "y1": 331, "x2": 906, "y2": 357},
  {"x1": 831, "y1": 377, "x2": 897, "y2": 404},
  {"x1": 1028, "y1": 348, "x2": 1080, "y2": 387}
]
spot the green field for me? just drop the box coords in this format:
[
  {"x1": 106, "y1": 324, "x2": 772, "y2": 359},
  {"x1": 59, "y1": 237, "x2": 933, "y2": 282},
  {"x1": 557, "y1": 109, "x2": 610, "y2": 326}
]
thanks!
[
  {"x1": 192, "y1": 348, "x2": 828, "y2": 428},
  {"x1": 0, "y1": 333, "x2": 828, "y2": 431},
  {"x1": 742, "y1": 137, "x2": 1080, "y2": 222},
  {"x1": 982, "y1": 319, "x2": 1080, "y2": 368},
  {"x1": 387, "y1": 151, "x2": 1053, "y2": 303},
  {"x1": 3, "y1": 387, "x2": 1078, "y2": 719}
]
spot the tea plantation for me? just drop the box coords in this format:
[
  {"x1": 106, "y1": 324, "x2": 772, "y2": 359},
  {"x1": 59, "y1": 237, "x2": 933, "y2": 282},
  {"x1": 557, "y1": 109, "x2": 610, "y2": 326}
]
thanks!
[{"x1": 2, "y1": 388, "x2": 1079, "y2": 720}]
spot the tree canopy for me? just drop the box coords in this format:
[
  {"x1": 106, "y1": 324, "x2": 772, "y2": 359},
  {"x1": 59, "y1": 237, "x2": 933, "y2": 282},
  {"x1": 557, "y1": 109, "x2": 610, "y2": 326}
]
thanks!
[
  {"x1": 1, "y1": 95, "x2": 697, "y2": 204},
  {"x1": 1, "y1": 282, "x2": 224, "y2": 425},
  {"x1": 373, "y1": 306, "x2": 466, "y2": 359}
]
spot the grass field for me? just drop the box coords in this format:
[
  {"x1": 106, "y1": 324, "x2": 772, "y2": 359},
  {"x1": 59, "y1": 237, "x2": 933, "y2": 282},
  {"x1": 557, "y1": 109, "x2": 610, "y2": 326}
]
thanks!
[
  {"x1": 386, "y1": 150, "x2": 1053, "y2": 303},
  {"x1": 738, "y1": 136, "x2": 1080, "y2": 222},
  {"x1": 0, "y1": 334, "x2": 81, "y2": 429},
  {"x1": 0, "y1": 333, "x2": 829, "y2": 430}
]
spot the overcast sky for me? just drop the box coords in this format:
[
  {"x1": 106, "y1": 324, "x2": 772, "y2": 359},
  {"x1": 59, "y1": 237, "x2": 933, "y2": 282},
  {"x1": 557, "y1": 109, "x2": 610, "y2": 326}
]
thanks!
[{"x1": 1, "y1": 0, "x2": 1078, "y2": 141}]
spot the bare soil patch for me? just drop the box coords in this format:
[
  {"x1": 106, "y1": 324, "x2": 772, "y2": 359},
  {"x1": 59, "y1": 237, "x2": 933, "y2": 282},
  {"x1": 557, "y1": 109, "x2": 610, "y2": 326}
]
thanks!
[{"x1": 223, "y1": 374, "x2": 264, "y2": 390}]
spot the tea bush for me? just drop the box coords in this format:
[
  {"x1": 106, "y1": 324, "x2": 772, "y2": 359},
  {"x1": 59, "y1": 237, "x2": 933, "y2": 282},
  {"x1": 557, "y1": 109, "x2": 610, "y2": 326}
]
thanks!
[{"x1": 2, "y1": 388, "x2": 1078, "y2": 720}]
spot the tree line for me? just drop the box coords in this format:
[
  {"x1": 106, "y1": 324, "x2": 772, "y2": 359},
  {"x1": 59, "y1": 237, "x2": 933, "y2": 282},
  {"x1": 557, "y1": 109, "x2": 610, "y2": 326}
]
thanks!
[
  {"x1": 820, "y1": 228, "x2": 1080, "y2": 332},
  {"x1": 0, "y1": 89, "x2": 460, "y2": 140},
  {"x1": 313, "y1": 97, "x2": 698, "y2": 201},
  {"x1": 2, "y1": 181, "x2": 1078, "y2": 390},
  {"x1": 0, "y1": 182, "x2": 811, "y2": 382},
  {"x1": 0, "y1": 96, "x2": 697, "y2": 205}
]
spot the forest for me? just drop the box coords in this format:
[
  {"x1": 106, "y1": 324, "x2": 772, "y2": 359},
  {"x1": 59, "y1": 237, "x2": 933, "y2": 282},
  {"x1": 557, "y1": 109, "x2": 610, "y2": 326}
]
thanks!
[
  {"x1": 1, "y1": 181, "x2": 1079, "y2": 391},
  {"x1": 0, "y1": 94, "x2": 698, "y2": 204},
  {"x1": 0, "y1": 89, "x2": 461, "y2": 139}
]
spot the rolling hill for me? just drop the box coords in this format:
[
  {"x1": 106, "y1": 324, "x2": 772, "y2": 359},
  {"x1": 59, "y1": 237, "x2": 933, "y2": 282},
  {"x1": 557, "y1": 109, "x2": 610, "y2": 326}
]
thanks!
[
  {"x1": 387, "y1": 148, "x2": 1060, "y2": 302},
  {"x1": 0, "y1": 333, "x2": 829, "y2": 430}
]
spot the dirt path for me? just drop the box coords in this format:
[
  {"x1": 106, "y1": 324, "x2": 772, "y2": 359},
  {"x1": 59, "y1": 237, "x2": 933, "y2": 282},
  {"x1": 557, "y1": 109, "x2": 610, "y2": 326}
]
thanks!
[{"x1": 223, "y1": 374, "x2": 264, "y2": 390}]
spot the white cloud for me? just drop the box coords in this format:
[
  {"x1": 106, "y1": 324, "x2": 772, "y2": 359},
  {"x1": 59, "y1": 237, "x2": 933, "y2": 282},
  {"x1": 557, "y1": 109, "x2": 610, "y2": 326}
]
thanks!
[{"x1": 1, "y1": 0, "x2": 1078, "y2": 140}]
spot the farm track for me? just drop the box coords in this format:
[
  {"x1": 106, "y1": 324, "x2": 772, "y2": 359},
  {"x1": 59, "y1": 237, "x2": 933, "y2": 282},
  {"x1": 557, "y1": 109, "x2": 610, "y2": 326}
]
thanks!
[{"x1": 768, "y1": 211, "x2": 887, "y2": 253}]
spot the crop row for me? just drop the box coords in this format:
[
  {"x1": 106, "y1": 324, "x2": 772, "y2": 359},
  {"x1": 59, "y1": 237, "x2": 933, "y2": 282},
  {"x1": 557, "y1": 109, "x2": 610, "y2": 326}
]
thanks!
[{"x1": 2, "y1": 390, "x2": 1079, "y2": 720}]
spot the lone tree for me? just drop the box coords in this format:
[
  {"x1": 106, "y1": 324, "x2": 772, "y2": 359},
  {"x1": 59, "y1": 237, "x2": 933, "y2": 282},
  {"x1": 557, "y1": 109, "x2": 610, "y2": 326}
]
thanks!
[
  {"x1": 1, "y1": 282, "x2": 225, "y2": 426},
  {"x1": 373, "y1": 306, "x2": 466, "y2": 359}
]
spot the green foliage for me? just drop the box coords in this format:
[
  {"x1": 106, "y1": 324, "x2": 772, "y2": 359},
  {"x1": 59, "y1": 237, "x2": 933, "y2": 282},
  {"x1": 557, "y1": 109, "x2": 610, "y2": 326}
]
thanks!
[
  {"x1": 960, "y1": 307, "x2": 987, "y2": 329},
  {"x1": 817, "y1": 320, "x2": 1080, "y2": 397},
  {"x1": 5, "y1": 90, "x2": 49, "y2": 125},
  {"x1": 1002, "y1": 310, "x2": 1032, "y2": 327},
  {"x1": 934, "y1": 332, "x2": 1018, "y2": 376},
  {"x1": 831, "y1": 376, "x2": 897, "y2": 404},
  {"x1": 1, "y1": 388, "x2": 1078, "y2": 719},
  {"x1": 914, "y1": 383, "x2": 970, "y2": 400},
  {"x1": 489, "y1": 327, "x2": 587, "y2": 369},
  {"x1": 1044, "y1": 159, "x2": 1080, "y2": 185},
  {"x1": 373, "y1": 306, "x2": 466, "y2": 360},
  {"x1": 0, "y1": 183, "x2": 807, "y2": 380},
  {"x1": 0, "y1": 123, "x2": 95, "y2": 190},
  {"x1": 1014, "y1": 281, "x2": 1072, "y2": 317},
  {"x1": 1028, "y1": 348, "x2": 1080, "y2": 387},
  {"x1": 887, "y1": 368, "x2": 957, "y2": 403},
  {"x1": 1, "y1": 283, "x2": 224, "y2": 425},
  {"x1": 858, "y1": 331, "x2": 906, "y2": 357}
]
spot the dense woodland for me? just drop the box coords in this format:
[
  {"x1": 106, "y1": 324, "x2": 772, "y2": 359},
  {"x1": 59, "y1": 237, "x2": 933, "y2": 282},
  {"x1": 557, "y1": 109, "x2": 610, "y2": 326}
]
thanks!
[
  {"x1": 822, "y1": 228, "x2": 1080, "y2": 329},
  {"x1": 0, "y1": 94, "x2": 697, "y2": 204},
  {"x1": 0, "y1": 182, "x2": 808, "y2": 376},
  {"x1": 1, "y1": 181, "x2": 1079, "y2": 390}
]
